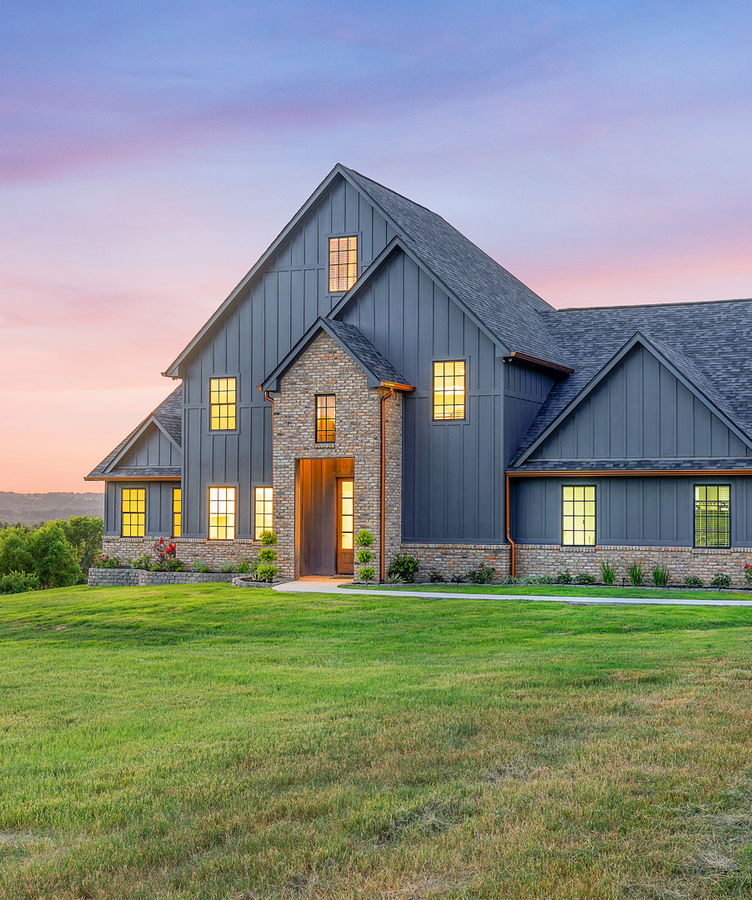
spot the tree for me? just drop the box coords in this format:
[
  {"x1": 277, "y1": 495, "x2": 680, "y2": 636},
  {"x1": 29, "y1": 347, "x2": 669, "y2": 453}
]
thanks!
[
  {"x1": 60, "y1": 516, "x2": 104, "y2": 573},
  {"x1": 28, "y1": 522, "x2": 81, "y2": 588},
  {"x1": 0, "y1": 526, "x2": 35, "y2": 576}
]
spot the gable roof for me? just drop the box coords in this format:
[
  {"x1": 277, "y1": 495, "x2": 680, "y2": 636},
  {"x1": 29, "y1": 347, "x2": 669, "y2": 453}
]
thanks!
[
  {"x1": 261, "y1": 317, "x2": 412, "y2": 392},
  {"x1": 85, "y1": 385, "x2": 183, "y2": 481},
  {"x1": 164, "y1": 163, "x2": 566, "y2": 377},
  {"x1": 512, "y1": 299, "x2": 752, "y2": 465}
]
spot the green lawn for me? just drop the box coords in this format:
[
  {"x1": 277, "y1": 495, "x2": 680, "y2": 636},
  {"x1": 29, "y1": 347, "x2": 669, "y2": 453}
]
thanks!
[
  {"x1": 1, "y1": 586, "x2": 751, "y2": 899},
  {"x1": 345, "y1": 583, "x2": 752, "y2": 601}
]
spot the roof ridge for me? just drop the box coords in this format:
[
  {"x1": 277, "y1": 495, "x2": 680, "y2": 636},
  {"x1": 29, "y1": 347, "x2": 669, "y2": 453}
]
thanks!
[{"x1": 550, "y1": 297, "x2": 752, "y2": 314}]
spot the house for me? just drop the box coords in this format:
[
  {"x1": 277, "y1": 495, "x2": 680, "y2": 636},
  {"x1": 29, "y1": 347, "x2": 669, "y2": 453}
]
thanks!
[{"x1": 87, "y1": 164, "x2": 752, "y2": 583}]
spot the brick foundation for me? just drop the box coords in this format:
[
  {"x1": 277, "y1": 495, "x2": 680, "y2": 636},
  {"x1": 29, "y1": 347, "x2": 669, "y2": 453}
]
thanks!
[
  {"x1": 399, "y1": 543, "x2": 511, "y2": 582},
  {"x1": 101, "y1": 535, "x2": 261, "y2": 570},
  {"x1": 514, "y1": 544, "x2": 752, "y2": 585}
]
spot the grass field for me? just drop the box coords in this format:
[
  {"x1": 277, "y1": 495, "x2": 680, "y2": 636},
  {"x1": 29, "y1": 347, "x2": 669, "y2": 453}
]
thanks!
[
  {"x1": 345, "y1": 583, "x2": 752, "y2": 601},
  {"x1": 0, "y1": 586, "x2": 751, "y2": 899}
]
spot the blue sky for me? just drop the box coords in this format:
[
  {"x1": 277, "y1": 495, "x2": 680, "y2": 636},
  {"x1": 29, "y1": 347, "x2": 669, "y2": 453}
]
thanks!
[{"x1": 1, "y1": 0, "x2": 751, "y2": 489}]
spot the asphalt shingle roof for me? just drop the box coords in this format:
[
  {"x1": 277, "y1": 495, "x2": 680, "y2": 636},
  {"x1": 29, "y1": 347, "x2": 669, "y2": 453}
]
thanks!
[
  {"x1": 324, "y1": 319, "x2": 410, "y2": 386},
  {"x1": 342, "y1": 166, "x2": 569, "y2": 368},
  {"x1": 513, "y1": 457, "x2": 752, "y2": 473},
  {"x1": 86, "y1": 385, "x2": 182, "y2": 480},
  {"x1": 512, "y1": 299, "x2": 752, "y2": 463}
]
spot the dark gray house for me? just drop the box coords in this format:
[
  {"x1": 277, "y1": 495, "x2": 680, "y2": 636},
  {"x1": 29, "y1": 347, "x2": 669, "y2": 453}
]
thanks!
[{"x1": 87, "y1": 164, "x2": 752, "y2": 583}]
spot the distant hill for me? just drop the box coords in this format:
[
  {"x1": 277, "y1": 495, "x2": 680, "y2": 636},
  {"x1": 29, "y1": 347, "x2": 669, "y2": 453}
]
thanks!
[{"x1": 0, "y1": 492, "x2": 104, "y2": 527}]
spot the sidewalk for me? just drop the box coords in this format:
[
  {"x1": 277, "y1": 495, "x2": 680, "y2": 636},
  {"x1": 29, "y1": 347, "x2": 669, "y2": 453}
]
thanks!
[{"x1": 273, "y1": 577, "x2": 752, "y2": 607}]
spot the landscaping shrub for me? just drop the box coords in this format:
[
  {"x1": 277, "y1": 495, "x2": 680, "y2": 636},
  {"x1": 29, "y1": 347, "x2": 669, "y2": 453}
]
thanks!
[
  {"x1": 358, "y1": 566, "x2": 376, "y2": 584},
  {"x1": 600, "y1": 560, "x2": 617, "y2": 586},
  {"x1": 574, "y1": 572, "x2": 595, "y2": 585},
  {"x1": 257, "y1": 531, "x2": 279, "y2": 581},
  {"x1": 427, "y1": 570, "x2": 445, "y2": 583},
  {"x1": 685, "y1": 575, "x2": 703, "y2": 588},
  {"x1": 219, "y1": 563, "x2": 235, "y2": 574},
  {"x1": 466, "y1": 565, "x2": 494, "y2": 584},
  {"x1": 710, "y1": 572, "x2": 731, "y2": 589},
  {"x1": 354, "y1": 529, "x2": 376, "y2": 582},
  {"x1": 0, "y1": 570, "x2": 40, "y2": 594},
  {"x1": 627, "y1": 561, "x2": 644, "y2": 586},
  {"x1": 91, "y1": 553, "x2": 121, "y2": 569},
  {"x1": 387, "y1": 553, "x2": 420, "y2": 583},
  {"x1": 449, "y1": 573, "x2": 465, "y2": 583},
  {"x1": 555, "y1": 569, "x2": 572, "y2": 584},
  {"x1": 652, "y1": 565, "x2": 670, "y2": 587},
  {"x1": 132, "y1": 553, "x2": 151, "y2": 570},
  {"x1": 744, "y1": 563, "x2": 752, "y2": 585}
]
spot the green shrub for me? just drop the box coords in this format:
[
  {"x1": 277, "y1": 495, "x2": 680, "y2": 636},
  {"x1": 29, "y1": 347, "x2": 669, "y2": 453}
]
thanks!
[
  {"x1": 652, "y1": 566, "x2": 670, "y2": 587},
  {"x1": 386, "y1": 572, "x2": 402, "y2": 584},
  {"x1": 165, "y1": 558, "x2": 186, "y2": 572},
  {"x1": 0, "y1": 570, "x2": 40, "y2": 594},
  {"x1": 627, "y1": 561, "x2": 644, "y2": 586},
  {"x1": 259, "y1": 530, "x2": 278, "y2": 546},
  {"x1": 28, "y1": 522, "x2": 81, "y2": 588},
  {"x1": 556, "y1": 569, "x2": 572, "y2": 584},
  {"x1": 219, "y1": 563, "x2": 235, "y2": 574},
  {"x1": 744, "y1": 564, "x2": 752, "y2": 585},
  {"x1": 710, "y1": 572, "x2": 731, "y2": 589},
  {"x1": 356, "y1": 548, "x2": 374, "y2": 565},
  {"x1": 355, "y1": 529, "x2": 374, "y2": 547},
  {"x1": 190, "y1": 560, "x2": 211, "y2": 573},
  {"x1": 387, "y1": 553, "x2": 420, "y2": 583},
  {"x1": 257, "y1": 530, "x2": 278, "y2": 568},
  {"x1": 427, "y1": 570, "x2": 445, "y2": 583},
  {"x1": 600, "y1": 560, "x2": 617, "y2": 586},
  {"x1": 449, "y1": 573, "x2": 465, "y2": 583},
  {"x1": 91, "y1": 553, "x2": 121, "y2": 569},
  {"x1": 132, "y1": 553, "x2": 151, "y2": 570},
  {"x1": 0, "y1": 526, "x2": 34, "y2": 576},
  {"x1": 256, "y1": 564, "x2": 278, "y2": 582},
  {"x1": 358, "y1": 566, "x2": 376, "y2": 584},
  {"x1": 59, "y1": 516, "x2": 104, "y2": 573},
  {"x1": 684, "y1": 575, "x2": 703, "y2": 588},
  {"x1": 235, "y1": 558, "x2": 256, "y2": 576},
  {"x1": 574, "y1": 572, "x2": 595, "y2": 585},
  {"x1": 466, "y1": 565, "x2": 494, "y2": 584}
]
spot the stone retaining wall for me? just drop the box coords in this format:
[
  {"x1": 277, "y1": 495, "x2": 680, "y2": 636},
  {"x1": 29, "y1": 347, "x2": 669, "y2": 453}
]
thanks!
[
  {"x1": 400, "y1": 543, "x2": 511, "y2": 583},
  {"x1": 88, "y1": 568, "x2": 242, "y2": 587},
  {"x1": 514, "y1": 544, "x2": 752, "y2": 585}
]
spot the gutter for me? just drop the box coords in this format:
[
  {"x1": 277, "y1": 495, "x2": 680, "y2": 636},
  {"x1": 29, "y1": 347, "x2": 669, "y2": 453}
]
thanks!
[
  {"x1": 380, "y1": 386, "x2": 395, "y2": 582},
  {"x1": 505, "y1": 471, "x2": 515, "y2": 578}
]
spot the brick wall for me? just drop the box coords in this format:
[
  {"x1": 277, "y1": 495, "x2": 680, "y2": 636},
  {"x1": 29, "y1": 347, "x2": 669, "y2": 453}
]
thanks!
[
  {"x1": 515, "y1": 544, "x2": 752, "y2": 585},
  {"x1": 400, "y1": 543, "x2": 511, "y2": 582},
  {"x1": 273, "y1": 331, "x2": 401, "y2": 580},
  {"x1": 101, "y1": 535, "x2": 260, "y2": 570}
]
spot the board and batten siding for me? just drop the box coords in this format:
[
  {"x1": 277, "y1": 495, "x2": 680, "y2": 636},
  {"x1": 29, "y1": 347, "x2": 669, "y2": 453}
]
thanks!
[
  {"x1": 511, "y1": 476, "x2": 752, "y2": 547},
  {"x1": 530, "y1": 345, "x2": 752, "y2": 461},
  {"x1": 338, "y1": 250, "x2": 506, "y2": 542},
  {"x1": 104, "y1": 482, "x2": 177, "y2": 537},
  {"x1": 179, "y1": 174, "x2": 396, "y2": 537},
  {"x1": 119, "y1": 424, "x2": 180, "y2": 468},
  {"x1": 504, "y1": 362, "x2": 556, "y2": 466}
]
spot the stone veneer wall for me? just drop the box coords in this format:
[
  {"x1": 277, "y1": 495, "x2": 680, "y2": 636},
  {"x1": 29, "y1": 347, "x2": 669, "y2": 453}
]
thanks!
[
  {"x1": 88, "y1": 569, "x2": 238, "y2": 587},
  {"x1": 273, "y1": 331, "x2": 402, "y2": 581},
  {"x1": 400, "y1": 543, "x2": 511, "y2": 582},
  {"x1": 514, "y1": 544, "x2": 752, "y2": 585},
  {"x1": 101, "y1": 536, "x2": 260, "y2": 569}
]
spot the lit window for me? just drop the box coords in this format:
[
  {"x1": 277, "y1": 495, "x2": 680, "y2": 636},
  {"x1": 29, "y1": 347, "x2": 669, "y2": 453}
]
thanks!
[
  {"x1": 562, "y1": 485, "x2": 596, "y2": 546},
  {"x1": 316, "y1": 394, "x2": 336, "y2": 442},
  {"x1": 209, "y1": 487, "x2": 235, "y2": 540},
  {"x1": 172, "y1": 488, "x2": 182, "y2": 537},
  {"x1": 122, "y1": 488, "x2": 145, "y2": 537},
  {"x1": 329, "y1": 236, "x2": 358, "y2": 292},
  {"x1": 210, "y1": 377, "x2": 236, "y2": 431},
  {"x1": 254, "y1": 487, "x2": 273, "y2": 539},
  {"x1": 695, "y1": 485, "x2": 730, "y2": 548},
  {"x1": 433, "y1": 360, "x2": 466, "y2": 420},
  {"x1": 340, "y1": 479, "x2": 354, "y2": 550}
]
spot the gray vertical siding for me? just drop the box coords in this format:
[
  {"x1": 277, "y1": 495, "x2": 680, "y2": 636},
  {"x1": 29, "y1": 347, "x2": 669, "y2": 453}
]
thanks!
[
  {"x1": 104, "y1": 482, "x2": 178, "y2": 537},
  {"x1": 530, "y1": 345, "x2": 752, "y2": 461},
  {"x1": 511, "y1": 476, "x2": 752, "y2": 546},
  {"x1": 120, "y1": 424, "x2": 180, "y2": 467},
  {"x1": 504, "y1": 362, "x2": 556, "y2": 465},
  {"x1": 180, "y1": 175, "x2": 395, "y2": 537},
  {"x1": 339, "y1": 251, "x2": 506, "y2": 542}
]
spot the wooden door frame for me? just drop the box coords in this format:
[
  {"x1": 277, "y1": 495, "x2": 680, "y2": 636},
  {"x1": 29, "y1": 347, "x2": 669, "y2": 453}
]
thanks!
[{"x1": 336, "y1": 476, "x2": 354, "y2": 575}]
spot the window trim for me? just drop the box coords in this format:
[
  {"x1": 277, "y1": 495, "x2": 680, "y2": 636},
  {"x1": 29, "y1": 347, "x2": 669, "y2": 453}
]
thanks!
[
  {"x1": 253, "y1": 485, "x2": 274, "y2": 540},
  {"x1": 315, "y1": 393, "x2": 336, "y2": 443},
  {"x1": 208, "y1": 375, "x2": 239, "y2": 433},
  {"x1": 561, "y1": 484, "x2": 596, "y2": 547},
  {"x1": 121, "y1": 487, "x2": 146, "y2": 537},
  {"x1": 432, "y1": 358, "x2": 467, "y2": 423},
  {"x1": 172, "y1": 486, "x2": 182, "y2": 538},
  {"x1": 328, "y1": 234, "x2": 359, "y2": 293},
  {"x1": 208, "y1": 485, "x2": 237, "y2": 541},
  {"x1": 693, "y1": 483, "x2": 731, "y2": 548}
]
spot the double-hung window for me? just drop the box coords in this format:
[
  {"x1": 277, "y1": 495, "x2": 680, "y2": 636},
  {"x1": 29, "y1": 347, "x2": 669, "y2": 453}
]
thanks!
[
  {"x1": 209, "y1": 377, "x2": 236, "y2": 431},
  {"x1": 694, "y1": 485, "x2": 730, "y2": 547},
  {"x1": 122, "y1": 488, "x2": 146, "y2": 537},
  {"x1": 433, "y1": 360, "x2": 466, "y2": 421},
  {"x1": 562, "y1": 485, "x2": 596, "y2": 546},
  {"x1": 209, "y1": 487, "x2": 235, "y2": 540},
  {"x1": 172, "y1": 488, "x2": 182, "y2": 537},
  {"x1": 328, "y1": 236, "x2": 358, "y2": 292},
  {"x1": 316, "y1": 394, "x2": 336, "y2": 442},
  {"x1": 254, "y1": 487, "x2": 273, "y2": 539}
]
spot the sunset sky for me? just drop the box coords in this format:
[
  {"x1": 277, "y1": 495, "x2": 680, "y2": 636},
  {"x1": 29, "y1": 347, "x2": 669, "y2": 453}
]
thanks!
[{"x1": 2, "y1": 0, "x2": 751, "y2": 492}]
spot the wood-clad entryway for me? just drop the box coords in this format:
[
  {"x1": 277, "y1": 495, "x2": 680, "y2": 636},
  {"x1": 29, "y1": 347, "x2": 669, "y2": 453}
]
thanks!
[{"x1": 297, "y1": 458, "x2": 355, "y2": 576}]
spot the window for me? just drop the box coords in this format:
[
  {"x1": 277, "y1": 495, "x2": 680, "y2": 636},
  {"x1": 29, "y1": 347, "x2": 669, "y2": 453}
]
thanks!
[
  {"x1": 209, "y1": 487, "x2": 235, "y2": 540},
  {"x1": 562, "y1": 485, "x2": 596, "y2": 546},
  {"x1": 695, "y1": 485, "x2": 730, "y2": 547},
  {"x1": 316, "y1": 394, "x2": 336, "y2": 442},
  {"x1": 122, "y1": 488, "x2": 145, "y2": 537},
  {"x1": 172, "y1": 488, "x2": 182, "y2": 537},
  {"x1": 433, "y1": 360, "x2": 466, "y2": 420},
  {"x1": 254, "y1": 487, "x2": 273, "y2": 539},
  {"x1": 209, "y1": 377, "x2": 236, "y2": 431},
  {"x1": 329, "y1": 236, "x2": 357, "y2": 292},
  {"x1": 340, "y1": 479, "x2": 354, "y2": 550}
]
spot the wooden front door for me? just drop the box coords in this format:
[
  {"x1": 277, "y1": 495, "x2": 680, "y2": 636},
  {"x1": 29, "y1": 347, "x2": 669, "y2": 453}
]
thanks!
[{"x1": 336, "y1": 478, "x2": 354, "y2": 574}]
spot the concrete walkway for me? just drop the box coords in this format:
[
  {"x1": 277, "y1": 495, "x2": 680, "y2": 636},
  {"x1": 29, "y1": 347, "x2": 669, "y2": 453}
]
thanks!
[{"x1": 273, "y1": 577, "x2": 752, "y2": 607}]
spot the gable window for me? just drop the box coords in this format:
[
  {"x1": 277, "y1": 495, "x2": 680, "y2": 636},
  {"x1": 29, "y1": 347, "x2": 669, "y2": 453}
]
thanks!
[
  {"x1": 209, "y1": 487, "x2": 235, "y2": 540},
  {"x1": 433, "y1": 360, "x2": 466, "y2": 420},
  {"x1": 254, "y1": 487, "x2": 273, "y2": 539},
  {"x1": 316, "y1": 394, "x2": 336, "y2": 442},
  {"x1": 172, "y1": 488, "x2": 182, "y2": 537},
  {"x1": 562, "y1": 485, "x2": 595, "y2": 546},
  {"x1": 209, "y1": 377, "x2": 236, "y2": 431},
  {"x1": 122, "y1": 488, "x2": 146, "y2": 537},
  {"x1": 695, "y1": 485, "x2": 730, "y2": 548},
  {"x1": 329, "y1": 236, "x2": 358, "y2": 292}
]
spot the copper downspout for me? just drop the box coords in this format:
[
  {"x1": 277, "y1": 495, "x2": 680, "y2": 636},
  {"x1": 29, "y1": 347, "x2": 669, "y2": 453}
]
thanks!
[
  {"x1": 380, "y1": 386, "x2": 395, "y2": 582},
  {"x1": 505, "y1": 471, "x2": 516, "y2": 578}
]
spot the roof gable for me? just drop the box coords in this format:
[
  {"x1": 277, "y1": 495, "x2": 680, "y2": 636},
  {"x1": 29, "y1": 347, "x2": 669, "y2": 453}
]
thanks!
[
  {"x1": 261, "y1": 317, "x2": 412, "y2": 391},
  {"x1": 513, "y1": 332, "x2": 752, "y2": 466}
]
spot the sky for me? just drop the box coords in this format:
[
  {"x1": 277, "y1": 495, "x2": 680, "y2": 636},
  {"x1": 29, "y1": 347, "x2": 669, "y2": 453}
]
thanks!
[{"x1": 1, "y1": 0, "x2": 751, "y2": 492}]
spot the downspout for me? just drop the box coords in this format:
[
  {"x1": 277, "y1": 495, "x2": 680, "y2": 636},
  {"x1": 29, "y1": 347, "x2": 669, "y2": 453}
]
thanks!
[
  {"x1": 380, "y1": 387, "x2": 395, "y2": 583},
  {"x1": 505, "y1": 471, "x2": 516, "y2": 578}
]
